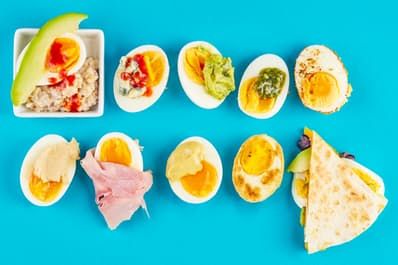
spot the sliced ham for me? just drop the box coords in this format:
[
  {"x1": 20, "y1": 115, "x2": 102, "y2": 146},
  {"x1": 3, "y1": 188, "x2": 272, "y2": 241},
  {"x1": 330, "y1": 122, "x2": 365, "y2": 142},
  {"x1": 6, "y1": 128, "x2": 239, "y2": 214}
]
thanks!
[{"x1": 81, "y1": 149, "x2": 152, "y2": 230}]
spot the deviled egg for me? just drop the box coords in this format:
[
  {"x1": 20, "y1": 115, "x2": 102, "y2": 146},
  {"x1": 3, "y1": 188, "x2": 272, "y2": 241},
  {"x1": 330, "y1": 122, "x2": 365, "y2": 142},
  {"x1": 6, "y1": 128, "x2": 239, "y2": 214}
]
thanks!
[
  {"x1": 94, "y1": 132, "x2": 143, "y2": 170},
  {"x1": 166, "y1": 136, "x2": 223, "y2": 203},
  {"x1": 295, "y1": 45, "x2": 351, "y2": 113},
  {"x1": 238, "y1": 54, "x2": 289, "y2": 119},
  {"x1": 20, "y1": 134, "x2": 80, "y2": 206},
  {"x1": 177, "y1": 41, "x2": 235, "y2": 109},
  {"x1": 114, "y1": 45, "x2": 169, "y2": 113},
  {"x1": 232, "y1": 134, "x2": 284, "y2": 203}
]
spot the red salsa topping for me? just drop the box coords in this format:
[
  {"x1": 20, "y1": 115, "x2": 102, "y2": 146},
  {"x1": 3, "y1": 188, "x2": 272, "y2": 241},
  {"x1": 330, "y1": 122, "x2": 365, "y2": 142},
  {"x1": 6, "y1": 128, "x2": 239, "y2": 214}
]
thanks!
[{"x1": 119, "y1": 53, "x2": 152, "y2": 97}]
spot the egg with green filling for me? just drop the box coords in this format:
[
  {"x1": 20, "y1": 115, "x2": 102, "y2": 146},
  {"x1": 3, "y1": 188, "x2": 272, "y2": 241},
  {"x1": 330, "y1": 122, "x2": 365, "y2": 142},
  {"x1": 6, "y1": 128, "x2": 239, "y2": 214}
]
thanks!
[
  {"x1": 177, "y1": 41, "x2": 235, "y2": 109},
  {"x1": 238, "y1": 54, "x2": 289, "y2": 119}
]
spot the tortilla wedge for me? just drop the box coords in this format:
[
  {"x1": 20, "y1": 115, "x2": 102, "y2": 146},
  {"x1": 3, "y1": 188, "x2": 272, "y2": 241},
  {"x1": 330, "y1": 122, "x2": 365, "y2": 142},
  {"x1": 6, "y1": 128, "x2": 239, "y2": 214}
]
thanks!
[{"x1": 304, "y1": 131, "x2": 387, "y2": 254}]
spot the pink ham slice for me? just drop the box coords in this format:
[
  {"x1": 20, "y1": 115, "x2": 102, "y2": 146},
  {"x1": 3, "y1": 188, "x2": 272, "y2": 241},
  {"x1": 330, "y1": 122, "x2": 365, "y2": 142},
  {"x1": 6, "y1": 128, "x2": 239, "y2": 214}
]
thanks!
[{"x1": 81, "y1": 149, "x2": 152, "y2": 230}]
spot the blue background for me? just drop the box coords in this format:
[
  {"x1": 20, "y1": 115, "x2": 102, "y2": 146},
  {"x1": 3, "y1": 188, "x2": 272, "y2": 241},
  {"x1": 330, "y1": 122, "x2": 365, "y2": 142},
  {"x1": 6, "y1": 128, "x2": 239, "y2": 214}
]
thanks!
[{"x1": 1, "y1": 0, "x2": 397, "y2": 264}]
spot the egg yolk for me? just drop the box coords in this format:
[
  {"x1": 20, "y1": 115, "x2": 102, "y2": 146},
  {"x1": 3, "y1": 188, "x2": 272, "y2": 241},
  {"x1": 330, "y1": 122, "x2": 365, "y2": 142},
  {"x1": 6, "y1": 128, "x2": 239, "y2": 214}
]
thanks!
[
  {"x1": 352, "y1": 168, "x2": 380, "y2": 193},
  {"x1": 180, "y1": 160, "x2": 218, "y2": 198},
  {"x1": 142, "y1": 51, "x2": 165, "y2": 88},
  {"x1": 294, "y1": 174, "x2": 309, "y2": 200},
  {"x1": 45, "y1": 37, "x2": 80, "y2": 73},
  {"x1": 99, "y1": 138, "x2": 132, "y2": 166},
  {"x1": 302, "y1": 72, "x2": 340, "y2": 109},
  {"x1": 239, "y1": 77, "x2": 275, "y2": 114},
  {"x1": 239, "y1": 136, "x2": 274, "y2": 175},
  {"x1": 29, "y1": 174, "x2": 63, "y2": 202},
  {"x1": 183, "y1": 46, "x2": 211, "y2": 85}
]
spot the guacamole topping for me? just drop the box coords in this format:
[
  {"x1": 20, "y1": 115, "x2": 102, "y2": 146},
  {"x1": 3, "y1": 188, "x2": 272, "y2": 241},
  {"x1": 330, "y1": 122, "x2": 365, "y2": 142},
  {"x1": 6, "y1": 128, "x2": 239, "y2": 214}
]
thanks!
[
  {"x1": 203, "y1": 54, "x2": 235, "y2": 100},
  {"x1": 255, "y1": 67, "x2": 286, "y2": 99}
]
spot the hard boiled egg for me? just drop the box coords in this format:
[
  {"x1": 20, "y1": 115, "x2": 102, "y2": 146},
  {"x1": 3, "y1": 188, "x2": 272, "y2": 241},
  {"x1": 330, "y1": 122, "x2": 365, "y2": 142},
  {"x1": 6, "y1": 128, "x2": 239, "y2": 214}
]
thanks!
[
  {"x1": 16, "y1": 33, "x2": 87, "y2": 86},
  {"x1": 232, "y1": 134, "x2": 284, "y2": 203},
  {"x1": 238, "y1": 54, "x2": 289, "y2": 119},
  {"x1": 113, "y1": 45, "x2": 169, "y2": 113},
  {"x1": 94, "y1": 132, "x2": 143, "y2": 170},
  {"x1": 177, "y1": 41, "x2": 223, "y2": 109},
  {"x1": 20, "y1": 134, "x2": 79, "y2": 206},
  {"x1": 291, "y1": 158, "x2": 385, "y2": 208},
  {"x1": 166, "y1": 136, "x2": 223, "y2": 204},
  {"x1": 295, "y1": 45, "x2": 351, "y2": 114}
]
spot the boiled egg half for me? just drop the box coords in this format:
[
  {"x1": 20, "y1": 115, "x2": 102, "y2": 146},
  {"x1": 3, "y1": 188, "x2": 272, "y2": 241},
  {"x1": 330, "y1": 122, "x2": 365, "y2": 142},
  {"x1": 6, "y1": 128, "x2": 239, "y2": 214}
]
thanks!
[
  {"x1": 166, "y1": 136, "x2": 223, "y2": 203},
  {"x1": 232, "y1": 134, "x2": 284, "y2": 203},
  {"x1": 178, "y1": 41, "x2": 235, "y2": 109},
  {"x1": 238, "y1": 54, "x2": 289, "y2": 119},
  {"x1": 20, "y1": 134, "x2": 79, "y2": 206},
  {"x1": 17, "y1": 33, "x2": 87, "y2": 86},
  {"x1": 113, "y1": 45, "x2": 169, "y2": 113},
  {"x1": 295, "y1": 45, "x2": 351, "y2": 114},
  {"x1": 94, "y1": 132, "x2": 143, "y2": 170}
]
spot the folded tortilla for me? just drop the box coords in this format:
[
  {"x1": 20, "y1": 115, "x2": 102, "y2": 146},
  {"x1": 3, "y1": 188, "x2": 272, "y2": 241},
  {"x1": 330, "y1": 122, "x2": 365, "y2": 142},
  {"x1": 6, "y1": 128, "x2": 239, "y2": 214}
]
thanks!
[{"x1": 304, "y1": 131, "x2": 387, "y2": 254}]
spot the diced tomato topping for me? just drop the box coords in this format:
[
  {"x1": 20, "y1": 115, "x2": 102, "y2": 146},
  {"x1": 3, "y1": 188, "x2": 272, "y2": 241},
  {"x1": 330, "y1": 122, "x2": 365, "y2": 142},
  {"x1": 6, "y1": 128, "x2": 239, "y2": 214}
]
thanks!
[
  {"x1": 69, "y1": 94, "x2": 80, "y2": 112},
  {"x1": 120, "y1": 53, "x2": 153, "y2": 97}
]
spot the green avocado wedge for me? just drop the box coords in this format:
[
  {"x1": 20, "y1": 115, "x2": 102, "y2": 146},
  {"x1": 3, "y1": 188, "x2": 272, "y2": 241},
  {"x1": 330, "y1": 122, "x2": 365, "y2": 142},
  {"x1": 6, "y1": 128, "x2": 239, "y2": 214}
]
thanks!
[
  {"x1": 287, "y1": 148, "x2": 311, "y2": 173},
  {"x1": 11, "y1": 13, "x2": 88, "y2": 106}
]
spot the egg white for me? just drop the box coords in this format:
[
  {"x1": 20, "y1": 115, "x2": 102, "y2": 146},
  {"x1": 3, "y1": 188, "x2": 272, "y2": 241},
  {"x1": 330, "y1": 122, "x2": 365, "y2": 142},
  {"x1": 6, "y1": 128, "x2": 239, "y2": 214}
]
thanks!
[
  {"x1": 238, "y1": 54, "x2": 289, "y2": 119},
  {"x1": 20, "y1": 134, "x2": 76, "y2": 206},
  {"x1": 177, "y1": 41, "x2": 223, "y2": 109},
  {"x1": 291, "y1": 172, "x2": 307, "y2": 208},
  {"x1": 291, "y1": 158, "x2": 385, "y2": 208},
  {"x1": 168, "y1": 136, "x2": 223, "y2": 204},
  {"x1": 94, "y1": 132, "x2": 143, "y2": 171},
  {"x1": 113, "y1": 45, "x2": 170, "y2": 113},
  {"x1": 295, "y1": 45, "x2": 349, "y2": 113},
  {"x1": 16, "y1": 33, "x2": 87, "y2": 86}
]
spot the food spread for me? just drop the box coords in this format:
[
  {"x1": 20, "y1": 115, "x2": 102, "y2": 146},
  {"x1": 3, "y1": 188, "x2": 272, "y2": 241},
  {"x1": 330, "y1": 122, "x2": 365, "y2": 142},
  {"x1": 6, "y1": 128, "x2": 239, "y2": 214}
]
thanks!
[{"x1": 11, "y1": 12, "x2": 390, "y2": 255}]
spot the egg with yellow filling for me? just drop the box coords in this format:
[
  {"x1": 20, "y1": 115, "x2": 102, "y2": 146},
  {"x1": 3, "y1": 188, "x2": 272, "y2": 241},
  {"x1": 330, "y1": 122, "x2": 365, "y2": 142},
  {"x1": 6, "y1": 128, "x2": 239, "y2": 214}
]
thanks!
[
  {"x1": 166, "y1": 136, "x2": 222, "y2": 204},
  {"x1": 20, "y1": 134, "x2": 80, "y2": 206},
  {"x1": 294, "y1": 45, "x2": 351, "y2": 113},
  {"x1": 94, "y1": 132, "x2": 143, "y2": 170},
  {"x1": 238, "y1": 54, "x2": 289, "y2": 119},
  {"x1": 291, "y1": 158, "x2": 385, "y2": 208},
  {"x1": 232, "y1": 134, "x2": 284, "y2": 203}
]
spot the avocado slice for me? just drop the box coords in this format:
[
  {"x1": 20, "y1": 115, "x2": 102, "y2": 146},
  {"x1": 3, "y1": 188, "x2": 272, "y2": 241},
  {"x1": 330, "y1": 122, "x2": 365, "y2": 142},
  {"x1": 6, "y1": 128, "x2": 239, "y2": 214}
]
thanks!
[
  {"x1": 11, "y1": 13, "x2": 88, "y2": 106},
  {"x1": 287, "y1": 148, "x2": 311, "y2": 173}
]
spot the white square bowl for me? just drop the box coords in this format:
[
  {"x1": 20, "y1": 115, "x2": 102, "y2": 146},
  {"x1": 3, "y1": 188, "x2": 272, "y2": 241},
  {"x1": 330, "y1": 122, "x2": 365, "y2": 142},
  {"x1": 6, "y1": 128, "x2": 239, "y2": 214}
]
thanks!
[{"x1": 13, "y1": 28, "x2": 104, "y2": 118}]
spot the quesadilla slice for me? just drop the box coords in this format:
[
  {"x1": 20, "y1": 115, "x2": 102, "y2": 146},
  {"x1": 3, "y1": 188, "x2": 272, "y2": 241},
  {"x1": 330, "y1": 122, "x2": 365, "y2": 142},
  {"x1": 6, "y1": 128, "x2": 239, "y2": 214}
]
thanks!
[{"x1": 288, "y1": 128, "x2": 388, "y2": 254}]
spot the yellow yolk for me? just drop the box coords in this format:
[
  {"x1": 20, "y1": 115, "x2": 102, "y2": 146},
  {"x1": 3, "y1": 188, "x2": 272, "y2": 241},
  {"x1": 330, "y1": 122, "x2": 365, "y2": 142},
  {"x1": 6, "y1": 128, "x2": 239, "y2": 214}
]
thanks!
[
  {"x1": 352, "y1": 168, "x2": 380, "y2": 193},
  {"x1": 143, "y1": 51, "x2": 165, "y2": 87},
  {"x1": 239, "y1": 77, "x2": 275, "y2": 114},
  {"x1": 183, "y1": 46, "x2": 212, "y2": 84},
  {"x1": 29, "y1": 173, "x2": 63, "y2": 202},
  {"x1": 45, "y1": 37, "x2": 80, "y2": 73},
  {"x1": 294, "y1": 174, "x2": 309, "y2": 200},
  {"x1": 239, "y1": 136, "x2": 274, "y2": 175},
  {"x1": 180, "y1": 160, "x2": 218, "y2": 198},
  {"x1": 99, "y1": 138, "x2": 132, "y2": 166},
  {"x1": 302, "y1": 72, "x2": 340, "y2": 109}
]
